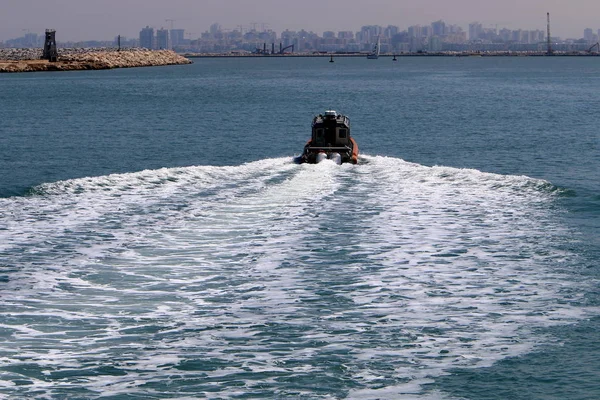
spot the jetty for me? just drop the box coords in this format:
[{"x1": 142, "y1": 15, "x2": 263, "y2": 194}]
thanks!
[{"x1": 0, "y1": 48, "x2": 192, "y2": 73}]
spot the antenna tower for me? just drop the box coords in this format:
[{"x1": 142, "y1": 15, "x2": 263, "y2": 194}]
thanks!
[{"x1": 546, "y1": 12, "x2": 553, "y2": 55}]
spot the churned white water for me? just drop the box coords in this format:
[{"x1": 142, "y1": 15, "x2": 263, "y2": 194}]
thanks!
[{"x1": 0, "y1": 156, "x2": 595, "y2": 398}]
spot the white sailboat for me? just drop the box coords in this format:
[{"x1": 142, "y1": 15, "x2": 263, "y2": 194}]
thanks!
[{"x1": 367, "y1": 36, "x2": 380, "y2": 59}]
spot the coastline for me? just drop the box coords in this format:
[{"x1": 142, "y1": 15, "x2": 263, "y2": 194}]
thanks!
[
  {"x1": 0, "y1": 49, "x2": 192, "y2": 73},
  {"x1": 2, "y1": 48, "x2": 597, "y2": 73},
  {"x1": 185, "y1": 51, "x2": 600, "y2": 58}
]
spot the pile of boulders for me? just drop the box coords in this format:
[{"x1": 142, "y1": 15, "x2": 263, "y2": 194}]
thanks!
[
  {"x1": 0, "y1": 48, "x2": 43, "y2": 60},
  {"x1": 60, "y1": 49, "x2": 192, "y2": 68},
  {"x1": 0, "y1": 47, "x2": 166, "y2": 61},
  {"x1": 0, "y1": 49, "x2": 192, "y2": 72}
]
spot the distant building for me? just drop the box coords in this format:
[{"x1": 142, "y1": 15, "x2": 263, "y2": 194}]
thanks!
[
  {"x1": 170, "y1": 29, "x2": 185, "y2": 47},
  {"x1": 124, "y1": 20, "x2": 589, "y2": 54},
  {"x1": 23, "y1": 33, "x2": 39, "y2": 47},
  {"x1": 511, "y1": 30, "x2": 522, "y2": 42},
  {"x1": 531, "y1": 30, "x2": 545, "y2": 43},
  {"x1": 156, "y1": 28, "x2": 170, "y2": 49},
  {"x1": 446, "y1": 24, "x2": 462, "y2": 34},
  {"x1": 428, "y1": 36, "x2": 442, "y2": 52},
  {"x1": 469, "y1": 22, "x2": 483, "y2": 41},
  {"x1": 281, "y1": 30, "x2": 296, "y2": 48},
  {"x1": 360, "y1": 25, "x2": 383, "y2": 44},
  {"x1": 384, "y1": 25, "x2": 399, "y2": 38},
  {"x1": 408, "y1": 25, "x2": 422, "y2": 38},
  {"x1": 584, "y1": 28, "x2": 594, "y2": 42},
  {"x1": 432, "y1": 20, "x2": 446, "y2": 36},
  {"x1": 113, "y1": 35, "x2": 137, "y2": 48},
  {"x1": 499, "y1": 28, "x2": 511, "y2": 42},
  {"x1": 409, "y1": 36, "x2": 423, "y2": 52},
  {"x1": 209, "y1": 23, "x2": 221, "y2": 37},
  {"x1": 421, "y1": 25, "x2": 432, "y2": 38},
  {"x1": 337, "y1": 31, "x2": 354, "y2": 40},
  {"x1": 139, "y1": 26, "x2": 154, "y2": 49}
]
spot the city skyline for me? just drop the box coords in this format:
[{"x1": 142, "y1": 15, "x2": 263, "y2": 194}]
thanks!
[{"x1": 2, "y1": 0, "x2": 600, "y2": 42}]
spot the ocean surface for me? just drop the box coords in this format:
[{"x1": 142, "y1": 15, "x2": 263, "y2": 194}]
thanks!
[{"x1": 1, "y1": 56, "x2": 599, "y2": 399}]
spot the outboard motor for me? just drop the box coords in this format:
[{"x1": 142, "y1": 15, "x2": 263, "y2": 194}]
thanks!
[
  {"x1": 328, "y1": 153, "x2": 342, "y2": 165},
  {"x1": 315, "y1": 152, "x2": 328, "y2": 163}
]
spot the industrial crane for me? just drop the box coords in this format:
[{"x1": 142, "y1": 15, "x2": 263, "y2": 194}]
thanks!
[
  {"x1": 254, "y1": 43, "x2": 295, "y2": 55},
  {"x1": 279, "y1": 44, "x2": 294, "y2": 54}
]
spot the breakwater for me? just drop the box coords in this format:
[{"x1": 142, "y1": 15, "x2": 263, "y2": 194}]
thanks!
[
  {"x1": 185, "y1": 51, "x2": 600, "y2": 58},
  {"x1": 0, "y1": 48, "x2": 192, "y2": 73}
]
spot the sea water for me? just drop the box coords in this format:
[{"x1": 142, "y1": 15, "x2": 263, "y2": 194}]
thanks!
[{"x1": 0, "y1": 56, "x2": 599, "y2": 399}]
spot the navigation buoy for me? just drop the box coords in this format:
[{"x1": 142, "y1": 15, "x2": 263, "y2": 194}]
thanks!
[{"x1": 329, "y1": 55, "x2": 334, "y2": 63}]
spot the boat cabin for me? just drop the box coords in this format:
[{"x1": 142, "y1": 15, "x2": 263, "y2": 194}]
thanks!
[{"x1": 311, "y1": 110, "x2": 351, "y2": 148}]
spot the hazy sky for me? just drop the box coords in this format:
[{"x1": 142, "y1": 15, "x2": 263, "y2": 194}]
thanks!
[{"x1": 2, "y1": 0, "x2": 599, "y2": 41}]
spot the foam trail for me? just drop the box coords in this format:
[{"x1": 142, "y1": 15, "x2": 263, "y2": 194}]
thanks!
[{"x1": 0, "y1": 156, "x2": 595, "y2": 399}]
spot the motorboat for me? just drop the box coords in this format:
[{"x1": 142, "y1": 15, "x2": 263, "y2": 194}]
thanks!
[{"x1": 294, "y1": 110, "x2": 359, "y2": 164}]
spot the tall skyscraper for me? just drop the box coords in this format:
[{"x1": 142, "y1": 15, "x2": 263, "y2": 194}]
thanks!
[
  {"x1": 432, "y1": 20, "x2": 446, "y2": 36},
  {"x1": 408, "y1": 25, "x2": 422, "y2": 38},
  {"x1": 421, "y1": 25, "x2": 432, "y2": 38},
  {"x1": 210, "y1": 23, "x2": 222, "y2": 37},
  {"x1": 428, "y1": 36, "x2": 442, "y2": 51},
  {"x1": 384, "y1": 25, "x2": 399, "y2": 38},
  {"x1": 469, "y1": 22, "x2": 483, "y2": 41},
  {"x1": 360, "y1": 25, "x2": 383, "y2": 44},
  {"x1": 170, "y1": 29, "x2": 185, "y2": 47},
  {"x1": 156, "y1": 29, "x2": 170, "y2": 50},
  {"x1": 139, "y1": 26, "x2": 154, "y2": 49}
]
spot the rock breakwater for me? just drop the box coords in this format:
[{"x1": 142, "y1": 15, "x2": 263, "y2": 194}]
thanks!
[{"x1": 0, "y1": 49, "x2": 192, "y2": 73}]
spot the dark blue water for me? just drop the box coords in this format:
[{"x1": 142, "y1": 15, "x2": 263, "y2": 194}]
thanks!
[{"x1": 1, "y1": 57, "x2": 599, "y2": 399}]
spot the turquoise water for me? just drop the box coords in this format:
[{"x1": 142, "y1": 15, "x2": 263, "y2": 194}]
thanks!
[{"x1": 1, "y1": 57, "x2": 599, "y2": 399}]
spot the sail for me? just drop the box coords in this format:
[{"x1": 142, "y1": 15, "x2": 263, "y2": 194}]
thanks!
[{"x1": 367, "y1": 36, "x2": 380, "y2": 59}]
